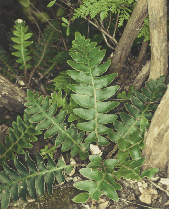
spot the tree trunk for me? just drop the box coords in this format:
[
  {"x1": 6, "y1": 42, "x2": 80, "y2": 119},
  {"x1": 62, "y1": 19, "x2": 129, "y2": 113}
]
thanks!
[
  {"x1": 148, "y1": 0, "x2": 168, "y2": 81},
  {"x1": 108, "y1": 0, "x2": 148, "y2": 81},
  {"x1": 141, "y1": 86, "x2": 169, "y2": 177},
  {"x1": 134, "y1": 40, "x2": 149, "y2": 69},
  {"x1": 141, "y1": 0, "x2": 168, "y2": 177},
  {"x1": 133, "y1": 42, "x2": 169, "y2": 90}
]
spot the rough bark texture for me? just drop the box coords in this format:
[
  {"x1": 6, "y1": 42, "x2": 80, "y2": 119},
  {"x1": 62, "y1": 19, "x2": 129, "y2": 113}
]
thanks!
[
  {"x1": 148, "y1": 0, "x2": 168, "y2": 81},
  {"x1": 134, "y1": 40, "x2": 149, "y2": 68},
  {"x1": 133, "y1": 60, "x2": 150, "y2": 90},
  {"x1": 133, "y1": 42, "x2": 169, "y2": 90},
  {"x1": 140, "y1": 0, "x2": 169, "y2": 178},
  {"x1": 141, "y1": 86, "x2": 169, "y2": 178},
  {"x1": 0, "y1": 74, "x2": 26, "y2": 113},
  {"x1": 108, "y1": 0, "x2": 148, "y2": 76}
]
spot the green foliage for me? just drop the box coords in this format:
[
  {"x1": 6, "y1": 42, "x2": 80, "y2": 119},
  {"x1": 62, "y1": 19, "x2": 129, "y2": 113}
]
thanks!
[
  {"x1": 50, "y1": 90, "x2": 81, "y2": 122},
  {"x1": 66, "y1": 32, "x2": 120, "y2": 146},
  {"x1": 71, "y1": 0, "x2": 150, "y2": 43},
  {"x1": 0, "y1": 46, "x2": 15, "y2": 81},
  {"x1": 137, "y1": 16, "x2": 150, "y2": 42},
  {"x1": 0, "y1": 31, "x2": 167, "y2": 208},
  {"x1": 40, "y1": 145, "x2": 57, "y2": 159},
  {"x1": 117, "y1": 85, "x2": 139, "y2": 102},
  {"x1": 0, "y1": 151, "x2": 73, "y2": 209},
  {"x1": 24, "y1": 89, "x2": 90, "y2": 160},
  {"x1": 53, "y1": 70, "x2": 77, "y2": 93},
  {"x1": 11, "y1": 19, "x2": 33, "y2": 71},
  {"x1": 0, "y1": 18, "x2": 62, "y2": 82},
  {"x1": 47, "y1": 0, "x2": 56, "y2": 7},
  {"x1": 0, "y1": 112, "x2": 42, "y2": 166},
  {"x1": 72, "y1": 0, "x2": 136, "y2": 21},
  {"x1": 50, "y1": 50, "x2": 71, "y2": 66},
  {"x1": 30, "y1": 19, "x2": 61, "y2": 73},
  {"x1": 62, "y1": 17, "x2": 70, "y2": 36}
]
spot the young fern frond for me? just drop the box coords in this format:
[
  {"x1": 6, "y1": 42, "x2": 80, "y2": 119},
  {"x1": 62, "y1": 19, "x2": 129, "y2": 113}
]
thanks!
[
  {"x1": 11, "y1": 19, "x2": 33, "y2": 76},
  {"x1": 0, "y1": 112, "x2": 42, "y2": 166},
  {"x1": 7, "y1": 18, "x2": 61, "y2": 79}
]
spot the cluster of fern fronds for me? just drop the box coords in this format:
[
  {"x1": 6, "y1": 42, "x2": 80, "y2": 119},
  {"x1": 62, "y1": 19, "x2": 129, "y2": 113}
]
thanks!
[{"x1": 0, "y1": 19, "x2": 167, "y2": 209}]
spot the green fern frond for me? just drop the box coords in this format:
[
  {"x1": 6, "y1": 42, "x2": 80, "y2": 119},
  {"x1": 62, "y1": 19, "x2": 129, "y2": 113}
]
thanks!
[
  {"x1": 0, "y1": 113, "x2": 42, "y2": 166},
  {"x1": 24, "y1": 90, "x2": 90, "y2": 160},
  {"x1": 113, "y1": 157, "x2": 159, "y2": 181},
  {"x1": 73, "y1": 154, "x2": 158, "y2": 203},
  {"x1": 64, "y1": 32, "x2": 161, "y2": 203},
  {"x1": 50, "y1": 50, "x2": 71, "y2": 65},
  {"x1": 137, "y1": 16, "x2": 150, "y2": 42},
  {"x1": 31, "y1": 19, "x2": 60, "y2": 72},
  {"x1": 108, "y1": 75, "x2": 167, "y2": 164},
  {"x1": 73, "y1": 155, "x2": 121, "y2": 202},
  {"x1": 67, "y1": 32, "x2": 120, "y2": 146},
  {"x1": 0, "y1": 46, "x2": 16, "y2": 80},
  {"x1": 11, "y1": 19, "x2": 33, "y2": 73},
  {"x1": 50, "y1": 90, "x2": 80, "y2": 122},
  {"x1": 0, "y1": 151, "x2": 73, "y2": 209},
  {"x1": 117, "y1": 85, "x2": 139, "y2": 102},
  {"x1": 72, "y1": 0, "x2": 136, "y2": 21},
  {"x1": 53, "y1": 70, "x2": 77, "y2": 93}
]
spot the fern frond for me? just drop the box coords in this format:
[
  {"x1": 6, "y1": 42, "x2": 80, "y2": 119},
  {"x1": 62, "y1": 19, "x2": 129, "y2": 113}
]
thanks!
[
  {"x1": 108, "y1": 75, "x2": 167, "y2": 165},
  {"x1": 0, "y1": 112, "x2": 42, "y2": 166},
  {"x1": 113, "y1": 157, "x2": 159, "y2": 180},
  {"x1": 24, "y1": 90, "x2": 90, "y2": 160},
  {"x1": 31, "y1": 19, "x2": 60, "y2": 73},
  {"x1": 50, "y1": 50, "x2": 71, "y2": 64},
  {"x1": 50, "y1": 90, "x2": 81, "y2": 122},
  {"x1": 73, "y1": 154, "x2": 121, "y2": 202},
  {"x1": 0, "y1": 46, "x2": 15, "y2": 80},
  {"x1": 11, "y1": 19, "x2": 33, "y2": 75},
  {"x1": 53, "y1": 71, "x2": 77, "y2": 94},
  {"x1": 72, "y1": 154, "x2": 158, "y2": 203},
  {"x1": 72, "y1": 0, "x2": 136, "y2": 21},
  {"x1": 66, "y1": 32, "x2": 120, "y2": 146},
  {"x1": 0, "y1": 151, "x2": 73, "y2": 209}
]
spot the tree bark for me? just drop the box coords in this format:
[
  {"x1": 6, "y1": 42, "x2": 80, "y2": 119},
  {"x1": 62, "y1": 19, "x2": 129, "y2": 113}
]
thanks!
[
  {"x1": 141, "y1": 0, "x2": 169, "y2": 179},
  {"x1": 133, "y1": 42, "x2": 169, "y2": 90},
  {"x1": 141, "y1": 85, "x2": 169, "y2": 178},
  {"x1": 134, "y1": 40, "x2": 149, "y2": 69},
  {"x1": 0, "y1": 74, "x2": 26, "y2": 113},
  {"x1": 108, "y1": 0, "x2": 148, "y2": 80},
  {"x1": 148, "y1": 0, "x2": 168, "y2": 81}
]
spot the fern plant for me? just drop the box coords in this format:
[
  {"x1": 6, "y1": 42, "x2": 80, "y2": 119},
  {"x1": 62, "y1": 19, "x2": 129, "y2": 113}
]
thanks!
[
  {"x1": 11, "y1": 19, "x2": 33, "y2": 77},
  {"x1": 0, "y1": 18, "x2": 63, "y2": 83},
  {"x1": 66, "y1": 0, "x2": 150, "y2": 43},
  {"x1": 0, "y1": 112, "x2": 42, "y2": 166},
  {"x1": 0, "y1": 31, "x2": 167, "y2": 209}
]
